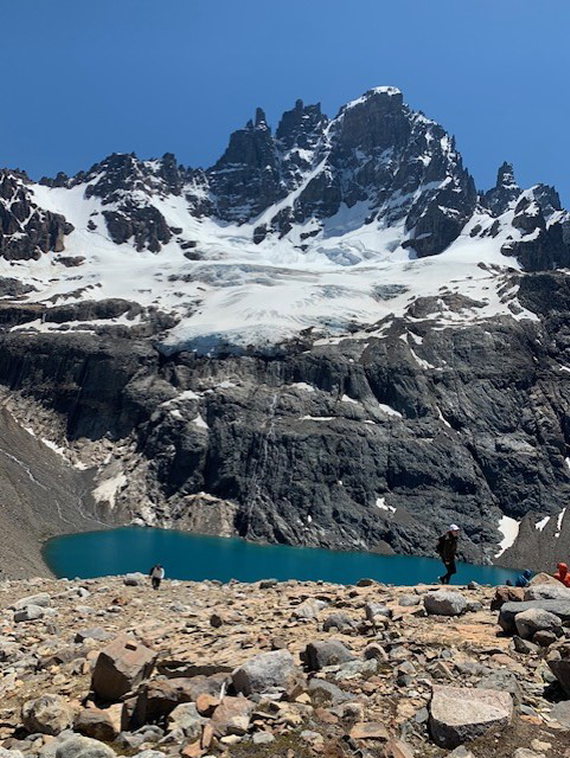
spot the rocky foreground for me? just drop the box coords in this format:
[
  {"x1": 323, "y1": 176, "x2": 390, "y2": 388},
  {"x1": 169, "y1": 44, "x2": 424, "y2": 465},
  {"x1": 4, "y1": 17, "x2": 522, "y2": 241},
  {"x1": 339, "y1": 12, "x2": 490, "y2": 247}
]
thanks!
[{"x1": 1, "y1": 575, "x2": 570, "y2": 758}]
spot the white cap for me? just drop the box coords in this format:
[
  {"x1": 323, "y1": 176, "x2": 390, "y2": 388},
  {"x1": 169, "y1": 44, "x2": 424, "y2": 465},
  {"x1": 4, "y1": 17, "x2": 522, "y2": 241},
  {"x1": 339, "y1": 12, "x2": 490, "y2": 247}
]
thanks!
[{"x1": 449, "y1": 524, "x2": 460, "y2": 531}]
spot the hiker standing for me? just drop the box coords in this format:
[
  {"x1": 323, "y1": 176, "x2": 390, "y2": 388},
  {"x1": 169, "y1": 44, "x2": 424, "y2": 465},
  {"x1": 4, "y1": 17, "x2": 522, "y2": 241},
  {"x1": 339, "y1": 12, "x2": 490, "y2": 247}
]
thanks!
[
  {"x1": 149, "y1": 564, "x2": 165, "y2": 590},
  {"x1": 436, "y1": 525, "x2": 460, "y2": 584}
]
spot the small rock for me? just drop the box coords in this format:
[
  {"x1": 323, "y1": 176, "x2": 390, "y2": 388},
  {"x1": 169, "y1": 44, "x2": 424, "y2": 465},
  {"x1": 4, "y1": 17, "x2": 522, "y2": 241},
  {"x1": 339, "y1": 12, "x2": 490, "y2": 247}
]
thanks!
[
  {"x1": 490, "y1": 585, "x2": 525, "y2": 611},
  {"x1": 258, "y1": 579, "x2": 278, "y2": 589},
  {"x1": 252, "y1": 732, "x2": 275, "y2": 745},
  {"x1": 292, "y1": 598, "x2": 327, "y2": 620},
  {"x1": 13, "y1": 593, "x2": 52, "y2": 610},
  {"x1": 54, "y1": 735, "x2": 116, "y2": 758},
  {"x1": 533, "y1": 630, "x2": 558, "y2": 647},
  {"x1": 550, "y1": 700, "x2": 570, "y2": 728},
  {"x1": 513, "y1": 636, "x2": 539, "y2": 654},
  {"x1": 363, "y1": 642, "x2": 389, "y2": 662},
  {"x1": 398, "y1": 594, "x2": 420, "y2": 607},
  {"x1": 14, "y1": 605, "x2": 45, "y2": 622},
  {"x1": 123, "y1": 573, "x2": 146, "y2": 587},
  {"x1": 74, "y1": 705, "x2": 123, "y2": 742},
  {"x1": 322, "y1": 613, "x2": 356, "y2": 632},
  {"x1": 166, "y1": 704, "x2": 205, "y2": 741},
  {"x1": 356, "y1": 578, "x2": 375, "y2": 587},
  {"x1": 210, "y1": 697, "x2": 253, "y2": 737},
  {"x1": 308, "y1": 678, "x2": 353, "y2": 705},
  {"x1": 74, "y1": 628, "x2": 113, "y2": 644}
]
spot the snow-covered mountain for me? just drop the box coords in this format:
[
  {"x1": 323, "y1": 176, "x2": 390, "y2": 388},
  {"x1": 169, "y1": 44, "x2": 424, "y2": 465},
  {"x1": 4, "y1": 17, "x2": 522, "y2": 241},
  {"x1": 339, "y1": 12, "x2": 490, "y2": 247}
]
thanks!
[
  {"x1": 2, "y1": 86, "x2": 570, "y2": 569},
  {"x1": 1, "y1": 86, "x2": 569, "y2": 355}
]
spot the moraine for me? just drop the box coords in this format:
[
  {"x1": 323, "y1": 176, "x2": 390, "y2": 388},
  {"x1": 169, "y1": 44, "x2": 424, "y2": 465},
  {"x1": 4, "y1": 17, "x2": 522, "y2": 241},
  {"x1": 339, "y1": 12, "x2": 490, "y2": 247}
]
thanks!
[{"x1": 43, "y1": 526, "x2": 519, "y2": 585}]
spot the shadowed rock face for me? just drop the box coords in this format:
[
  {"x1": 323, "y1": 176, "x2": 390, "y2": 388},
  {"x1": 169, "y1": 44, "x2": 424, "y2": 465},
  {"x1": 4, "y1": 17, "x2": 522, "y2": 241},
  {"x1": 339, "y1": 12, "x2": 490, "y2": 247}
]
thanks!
[
  {"x1": 0, "y1": 170, "x2": 74, "y2": 260},
  {"x1": 0, "y1": 271, "x2": 570, "y2": 569}
]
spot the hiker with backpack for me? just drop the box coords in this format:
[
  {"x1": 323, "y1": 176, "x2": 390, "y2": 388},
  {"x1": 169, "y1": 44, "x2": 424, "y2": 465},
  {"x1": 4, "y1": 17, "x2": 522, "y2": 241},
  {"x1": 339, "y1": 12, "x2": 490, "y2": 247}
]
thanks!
[{"x1": 436, "y1": 525, "x2": 460, "y2": 584}]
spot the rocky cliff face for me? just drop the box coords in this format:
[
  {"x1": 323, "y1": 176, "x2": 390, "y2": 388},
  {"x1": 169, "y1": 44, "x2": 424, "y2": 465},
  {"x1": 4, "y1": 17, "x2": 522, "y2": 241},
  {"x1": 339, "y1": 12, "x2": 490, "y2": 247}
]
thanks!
[{"x1": 1, "y1": 86, "x2": 570, "y2": 569}]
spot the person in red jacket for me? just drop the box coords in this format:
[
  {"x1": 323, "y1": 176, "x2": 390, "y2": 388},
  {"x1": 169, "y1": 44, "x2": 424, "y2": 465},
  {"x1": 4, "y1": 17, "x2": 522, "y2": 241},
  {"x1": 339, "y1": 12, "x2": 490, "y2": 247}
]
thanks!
[{"x1": 553, "y1": 562, "x2": 570, "y2": 587}]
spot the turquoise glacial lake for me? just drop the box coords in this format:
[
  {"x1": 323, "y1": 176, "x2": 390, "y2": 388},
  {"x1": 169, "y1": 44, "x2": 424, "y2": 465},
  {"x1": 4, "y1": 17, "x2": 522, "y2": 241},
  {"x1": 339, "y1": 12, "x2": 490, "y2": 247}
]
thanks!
[{"x1": 43, "y1": 527, "x2": 520, "y2": 586}]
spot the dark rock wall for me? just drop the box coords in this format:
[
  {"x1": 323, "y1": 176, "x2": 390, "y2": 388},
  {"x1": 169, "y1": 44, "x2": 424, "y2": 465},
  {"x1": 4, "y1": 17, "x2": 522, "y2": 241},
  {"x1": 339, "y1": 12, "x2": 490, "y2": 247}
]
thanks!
[{"x1": 1, "y1": 272, "x2": 569, "y2": 569}]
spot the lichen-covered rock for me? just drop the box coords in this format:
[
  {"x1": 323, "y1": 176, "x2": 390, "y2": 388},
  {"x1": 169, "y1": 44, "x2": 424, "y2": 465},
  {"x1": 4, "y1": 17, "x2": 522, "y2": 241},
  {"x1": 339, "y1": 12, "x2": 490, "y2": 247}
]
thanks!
[{"x1": 21, "y1": 694, "x2": 74, "y2": 735}]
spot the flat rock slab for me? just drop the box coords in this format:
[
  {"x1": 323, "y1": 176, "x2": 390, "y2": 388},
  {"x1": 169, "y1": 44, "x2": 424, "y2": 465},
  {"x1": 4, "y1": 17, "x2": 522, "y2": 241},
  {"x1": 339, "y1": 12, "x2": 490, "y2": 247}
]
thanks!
[
  {"x1": 429, "y1": 685, "x2": 513, "y2": 748},
  {"x1": 349, "y1": 721, "x2": 389, "y2": 740},
  {"x1": 499, "y1": 600, "x2": 570, "y2": 634}
]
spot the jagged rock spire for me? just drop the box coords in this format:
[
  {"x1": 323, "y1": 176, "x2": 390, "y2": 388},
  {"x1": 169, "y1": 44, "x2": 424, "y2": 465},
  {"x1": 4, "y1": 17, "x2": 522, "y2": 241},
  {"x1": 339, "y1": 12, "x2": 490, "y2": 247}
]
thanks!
[{"x1": 482, "y1": 162, "x2": 521, "y2": 216}]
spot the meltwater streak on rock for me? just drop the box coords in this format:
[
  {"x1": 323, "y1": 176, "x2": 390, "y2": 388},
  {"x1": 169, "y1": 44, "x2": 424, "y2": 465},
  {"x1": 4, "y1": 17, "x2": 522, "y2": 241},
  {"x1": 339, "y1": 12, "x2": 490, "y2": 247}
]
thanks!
[{"x1": 42, "y1": 527, "x2": 519, "y2": 585}]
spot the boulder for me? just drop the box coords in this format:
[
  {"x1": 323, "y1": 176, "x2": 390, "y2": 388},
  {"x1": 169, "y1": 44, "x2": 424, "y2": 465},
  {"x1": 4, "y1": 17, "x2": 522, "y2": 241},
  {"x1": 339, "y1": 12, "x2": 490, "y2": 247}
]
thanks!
[
  {"x1": 398, "y1": 594, "x2": 420, "y2": 607},
  {"x1": 529, "y1": 572, "x2": 561, "y2": 586},
  {"x1": 499, "y1": 600, "x2": 570, "y2": 635},
  {"x1": 132, "y1": 678, "x2": 198, "y2": 726},
  {"x1": 74, "y1": 628, "x2": 114, "y2": 644},
  {"x1": 74, "y1": 705, "x2": 123, "y2": 742},
  {"x1": 429, "y1": 685, "x2": 513, "y2": 748},
  {"x1": 210, "y1": 697, "x2": 253, "y2": 737},
  {"x1": 231, "y1": 650, "x2": 298, "y2": 695},
  {"x1": 549, "y1": 699, "x2": 570, "y2": 729},
  {"x1": 303, "y1": 640, "x2": 356, "y2": 671},
  {"x1": 490, "y1": 586, "x2": 524, "y2": 611},
  {"x1": 21, "y1": 694, "x2": 74, "y2": 735},
  {"x1": 14, "y1": 604, "x2": 45, "y2": 622},
  {"x1": 322, "y1": 613, "x2": 357, "y2": 632},
  {"x1": 13, "y1": 593, "x2": 52, "y2": 609},
  {"x1": 423, "y1": 590, "x2": 467, "y2": 616},
  {"x1": 514, "y1": 608, "x2": 562, "y2": 640},
  {"x1": 55, "y1": 736, "x2": 116, "y2": 758},
  {"x1": 524, "y1": 583, "x2": 570, "y2": 602},
  {"x1": 307, "y1": 678, "x2": 353, "y2": 705},
  {"x1": 91, "y1": 636, "x2": 157, "y2": 702}
]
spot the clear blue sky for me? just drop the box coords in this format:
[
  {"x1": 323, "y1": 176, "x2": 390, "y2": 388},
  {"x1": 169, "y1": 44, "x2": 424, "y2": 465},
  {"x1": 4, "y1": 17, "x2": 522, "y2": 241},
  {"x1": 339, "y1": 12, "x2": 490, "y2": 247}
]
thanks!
[{"x1": 1, "y1": 0, "x2": 569, "y2": 203}]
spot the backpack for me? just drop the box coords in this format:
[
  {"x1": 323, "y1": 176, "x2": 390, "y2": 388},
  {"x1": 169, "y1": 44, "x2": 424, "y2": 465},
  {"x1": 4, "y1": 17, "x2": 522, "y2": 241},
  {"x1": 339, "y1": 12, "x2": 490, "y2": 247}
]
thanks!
[{"x1": 436, "y1": 535, "x2": 445, "y2": 556}]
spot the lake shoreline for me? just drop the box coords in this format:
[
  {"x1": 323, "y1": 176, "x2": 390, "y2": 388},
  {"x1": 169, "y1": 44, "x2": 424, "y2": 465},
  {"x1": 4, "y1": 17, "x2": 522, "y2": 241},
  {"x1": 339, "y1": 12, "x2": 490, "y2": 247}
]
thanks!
[{"x1": 42, "y1": 525, "x2": 520, "y2": 586}]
